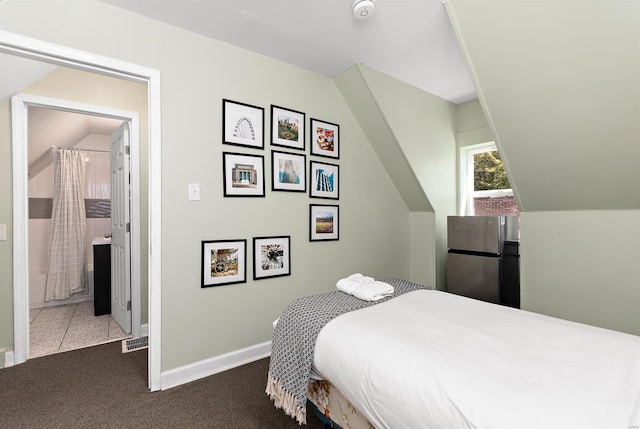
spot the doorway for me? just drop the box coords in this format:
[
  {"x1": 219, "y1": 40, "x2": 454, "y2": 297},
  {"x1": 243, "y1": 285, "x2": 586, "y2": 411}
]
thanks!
[
  {"x1": 26, "y1": 106, "x2": 132, "y2": 358},
  {"x1": 2, "y1": 30, "x2": 162, "y2": 391},
  {"x1": 15, "y1": 96, "x2": 141, "y2": 356}
]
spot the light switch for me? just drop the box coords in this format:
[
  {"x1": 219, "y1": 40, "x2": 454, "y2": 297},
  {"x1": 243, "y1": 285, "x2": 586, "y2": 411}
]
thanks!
[
  {"x1": 188, "y1": 184, "x2": 201, "y2": 201},
  {"x1": 0, "y1": 224, "x2": 6, "y2": 241}
]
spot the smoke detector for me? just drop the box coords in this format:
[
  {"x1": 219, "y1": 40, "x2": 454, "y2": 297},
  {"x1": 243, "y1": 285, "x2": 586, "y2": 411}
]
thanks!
[{"x1": 352, "y1": 0, "x2": 375, "y2": 20}]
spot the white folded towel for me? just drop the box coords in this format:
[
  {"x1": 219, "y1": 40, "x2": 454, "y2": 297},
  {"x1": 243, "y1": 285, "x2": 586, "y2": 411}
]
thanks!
[
  {"x1": 347, "y1": 273, "x2": 375, "y2": 283},
  {"x1": 336, "y1": 274, "x2": 394, "y2": 301},
  {"x1": 336, "y1": 278, "x2": 359, "y2": 294}
]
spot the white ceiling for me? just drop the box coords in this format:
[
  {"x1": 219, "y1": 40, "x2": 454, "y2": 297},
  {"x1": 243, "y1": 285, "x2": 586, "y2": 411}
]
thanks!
[
  {"x1": 0, "y1": 1, "x2": 476, "y2": 106},
  {"x1": 98, "y1": 0, "x2": 476, "y2": 104}
]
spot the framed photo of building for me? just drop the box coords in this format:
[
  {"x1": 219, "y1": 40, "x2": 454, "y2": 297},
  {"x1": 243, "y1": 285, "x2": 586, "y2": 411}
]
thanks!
[
  {"x1": 271, "y1": 105, "x2": 305, "y2": 150},
  {"x1": 271, "y1": 150, "x2": 306, "y2": 192},
  {"x1": 310, "y1": 118, "x2": 339, "y2": 159},
  {"x1": 201, "y1": 239, "x2": 247, "y2": 287},
  {"x1": 223, "y1": 152, "x2": 265, "y2": 197},
  {"x1": 253, "y1": 236, "x2": 291, "y2": 280},
  {"x1": 309, "y1": 204, "x2": 339, "y2": 241},
  {"x1": 222, "y1": 99, "x2": 264, "y2": 149},
  {"x1": 310, "y1": 160, "x2": 339, "y2": 199}
]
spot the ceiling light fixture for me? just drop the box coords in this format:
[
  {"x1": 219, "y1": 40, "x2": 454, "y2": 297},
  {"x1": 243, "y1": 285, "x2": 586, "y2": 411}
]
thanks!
[{"x1": 352, "y1": 0, "x2": 375, "y2": 21}]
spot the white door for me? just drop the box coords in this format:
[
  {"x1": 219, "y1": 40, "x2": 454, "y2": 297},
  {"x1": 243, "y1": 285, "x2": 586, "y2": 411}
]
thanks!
[{"x1": 110, "y1": 122, "x2": 132, "y2": 334}]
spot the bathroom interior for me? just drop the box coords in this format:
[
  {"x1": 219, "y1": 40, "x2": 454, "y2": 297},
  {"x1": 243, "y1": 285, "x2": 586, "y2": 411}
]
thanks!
[{"x1": 27, "y1": 106, "x2": 130, "y2": 358}]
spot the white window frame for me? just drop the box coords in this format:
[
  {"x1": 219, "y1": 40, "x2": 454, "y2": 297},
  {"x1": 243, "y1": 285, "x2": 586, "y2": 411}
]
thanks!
[{"x1": 459, "y1": 142, "x2": 514, "y2": 215}]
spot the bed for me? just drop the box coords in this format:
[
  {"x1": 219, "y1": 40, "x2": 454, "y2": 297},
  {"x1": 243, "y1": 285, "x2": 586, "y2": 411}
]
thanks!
[{"x1": 267, "y1": 279, "x2": 640, "y2": 428}]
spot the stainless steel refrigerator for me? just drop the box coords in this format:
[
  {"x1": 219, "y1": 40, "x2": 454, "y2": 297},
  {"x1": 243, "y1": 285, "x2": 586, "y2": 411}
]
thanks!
[{"x1": 446, "y1": 216, "x2": 519, "y2": 304}]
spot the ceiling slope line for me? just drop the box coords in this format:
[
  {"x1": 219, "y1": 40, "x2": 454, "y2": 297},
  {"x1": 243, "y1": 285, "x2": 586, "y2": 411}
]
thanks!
[
  {"x1": 334, "y1": 64, "x2": 433, "y2": 212},
  {"x1": 443, "y1": 1, "x2": 524, "y2": 212}
]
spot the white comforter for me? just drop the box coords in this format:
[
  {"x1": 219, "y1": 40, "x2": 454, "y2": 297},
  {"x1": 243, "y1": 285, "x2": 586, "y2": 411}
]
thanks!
[{"x1": 313, "y1": 290, "x2": 640, "y2": 429}]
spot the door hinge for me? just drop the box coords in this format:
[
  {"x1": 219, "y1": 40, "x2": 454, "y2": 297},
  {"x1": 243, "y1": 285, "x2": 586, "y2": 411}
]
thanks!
[
  {"x1": 125, "y1": 145, "x2": 130, "y2": 155},
  {"x1": 127, "y1": 301, "x2": 131, "y2": 311},
  {"x1": 126, "y1": 223, "x2": 130, "y2": 233}
]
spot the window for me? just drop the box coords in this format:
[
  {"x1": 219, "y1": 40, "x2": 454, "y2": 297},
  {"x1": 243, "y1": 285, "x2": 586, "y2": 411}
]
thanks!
[{"x1": 460, "y1": 142, "x2": 519, "y2": 216}]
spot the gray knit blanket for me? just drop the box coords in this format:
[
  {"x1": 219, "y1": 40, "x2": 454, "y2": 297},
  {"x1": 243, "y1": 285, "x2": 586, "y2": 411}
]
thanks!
[{"x1": 266, "y1": 278, "x2": 430, "y2": 425}]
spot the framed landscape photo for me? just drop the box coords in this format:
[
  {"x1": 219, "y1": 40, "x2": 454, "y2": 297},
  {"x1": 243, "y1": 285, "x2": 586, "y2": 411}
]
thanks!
[
  {"x1": 271, "y1": 150, "x2": 306, "y2": 192},
  {"x1": 310, "y1": 118, "x2": 339, "y2": 159},
  {"x1": 222, "y1": 99, "x2": 264, "y2": 149},
  {"x1": 223, "y1": 152, "x2": 265, "y2": 197},
  {"x1": 253, "y1": 236, "x2": 291, "y2": 280},
  {"x1": 309, "y1": 204, "x2": 339, "y2": 241},
  {"x1": 202, "y1": 239, "x2": 247, "y2": 287},
  {"x1": 271, "y1": 105, "x2": 305, "y2": 150},
  {"x1": 310, "y1": 160, "x2": 339, "y2": 199}
]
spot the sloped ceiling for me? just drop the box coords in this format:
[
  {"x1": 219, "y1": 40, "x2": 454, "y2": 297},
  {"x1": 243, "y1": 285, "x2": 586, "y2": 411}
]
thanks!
[
  {"x1": 334, "y1": 65, "x2": 434, "y2": 212},
  {"x1": 446, "y1": 0, "x2": 640, "y2": 211},
  {"x1": 28, "y1": 107, "x2": 121, "y2": 177},
  {"x1": 98, "y1": 0, "x2": 476, "y2": 104}
]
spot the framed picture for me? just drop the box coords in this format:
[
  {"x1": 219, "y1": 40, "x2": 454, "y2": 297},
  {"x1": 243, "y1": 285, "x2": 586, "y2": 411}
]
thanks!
[
  {"x1": 201, "y1": 239, "x2": 247, "y2": 287},
  {"x1": 223, "y1": 152, "x2": 265, "y2": 197},
  {"x1": 253, "y1": 236, "x2": 291, "y2": 280},
  {"x1": 222, "y1": 99, "x2": 264, "y2": 149},
  {"x1": 271, "y1": 105, "x2": 305, "y2": 150},
  {"x1": 310, "y1": 118, "x2": 339, "y2": 159},
  {"x1": 271, "y1": 150, "x2": 306, "y2": 192},
  {"x1": 310, "y1": 160, "x2": 339, "y2": 199},
  {"x1": 309, "y1": 204, "x2": 339, "y2": 241}
]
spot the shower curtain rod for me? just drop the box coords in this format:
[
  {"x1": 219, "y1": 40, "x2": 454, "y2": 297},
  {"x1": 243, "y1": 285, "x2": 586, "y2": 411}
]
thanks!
[{"x1": 51, "y1": 145, "x2": 109, "y2": 153}]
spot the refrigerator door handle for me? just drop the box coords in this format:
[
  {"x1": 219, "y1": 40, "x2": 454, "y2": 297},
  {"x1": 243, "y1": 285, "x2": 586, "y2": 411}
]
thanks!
[{"x1": 448, "y1": 249, "x2": 502, "y2": 258}]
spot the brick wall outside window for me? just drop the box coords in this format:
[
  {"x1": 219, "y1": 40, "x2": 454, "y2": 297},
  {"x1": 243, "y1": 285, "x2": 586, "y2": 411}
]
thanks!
[{"x1": 473, "y1": 196, "x2": 520, "y2": 216}]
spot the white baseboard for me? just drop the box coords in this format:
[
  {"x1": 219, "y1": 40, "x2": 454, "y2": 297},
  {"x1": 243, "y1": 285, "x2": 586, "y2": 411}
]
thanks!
[
  {"x1": 4, "y1": 350, "x2": 15, "y2": 368},
  {"x1": 160, "y1": 341, "x2": 272, "y2": 390}
]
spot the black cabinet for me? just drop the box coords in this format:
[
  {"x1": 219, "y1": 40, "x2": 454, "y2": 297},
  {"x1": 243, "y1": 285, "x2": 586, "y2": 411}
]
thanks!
[
  {"x1": 501, "y1": 241, "x2": 520, "y2": 308},
  {"x1": 93, "y1": 243, "x2": 111, "y2": 316}
]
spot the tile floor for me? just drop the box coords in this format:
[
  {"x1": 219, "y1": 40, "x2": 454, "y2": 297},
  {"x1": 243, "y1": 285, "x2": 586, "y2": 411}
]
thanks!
[{"x1": 29, "y1": 300, "x2": 131, "y2": 359}]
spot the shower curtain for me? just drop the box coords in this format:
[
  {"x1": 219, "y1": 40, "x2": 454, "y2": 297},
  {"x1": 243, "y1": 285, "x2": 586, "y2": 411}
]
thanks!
[{"x1": 45, "y1": 148, "x2": 87, "y2": 301}]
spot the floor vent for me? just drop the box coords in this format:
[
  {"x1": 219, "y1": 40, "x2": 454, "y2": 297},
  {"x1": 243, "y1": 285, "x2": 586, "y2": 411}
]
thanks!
[{"x1": 122, "y1": 336, "x2": 148, "y2": 353}]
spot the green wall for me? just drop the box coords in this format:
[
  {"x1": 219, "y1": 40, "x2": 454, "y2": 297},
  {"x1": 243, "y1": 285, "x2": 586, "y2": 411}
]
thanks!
[
  {"x1": 333, "y1": 65, "x2": 437, "y2": 289},
  {"x1": 447, "y1": 0, "x2": 640, "y2": 335},
  {"x1": 0, "y1": 0, "x2": 414, "y2": 370},
  {"x1": 355, "y1": 66, "x2": 457, "y2": 291},
  {"x1": 454, "y1": 99, "x2": 493, "y2": 149},
  {"x1": 521, "y1": 210, "x2": 640, "y2": 335},
  {"x1": 447, "y1": 0, "x2": 640, "y2": 212}
]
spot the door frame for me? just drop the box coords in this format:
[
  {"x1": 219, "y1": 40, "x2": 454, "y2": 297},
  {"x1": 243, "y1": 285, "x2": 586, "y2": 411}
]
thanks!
[
  {"x1": 2, "y1": 29, "x2": 162, "y2": 391},
  {"x1": 13, "y1": 95, "x2": 139, "y2": 338}
]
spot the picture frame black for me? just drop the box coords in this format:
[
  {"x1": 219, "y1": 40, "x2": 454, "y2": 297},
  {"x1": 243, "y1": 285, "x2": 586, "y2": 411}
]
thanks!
[
  {"x1": 222, "y1": 152, "x2": 265, "y2": 197},
  {"x1": 309, "y1": 204, "x2": 339, "y2": 241},
  {"x1": 271, "y1": 150, "x2": 306, "y2": 192},
  {"x1": 271, "y1": 105, "x2": 305, "y2": 150},
  {"x1": 201, "y1": 239, "x2": 247, "y2": 287},
  {"x1": 253, "y1": 236, "x2": 291, "y2": 280},
  {"x1": 222, "y1": 99, "x2": 265, "y2": 149},
  {"x1": 310, "y1": 118, "x2": 339, "y2": 159},
  {"x1": 310, "y1": 160, "x2": 339, "y2": 199}
]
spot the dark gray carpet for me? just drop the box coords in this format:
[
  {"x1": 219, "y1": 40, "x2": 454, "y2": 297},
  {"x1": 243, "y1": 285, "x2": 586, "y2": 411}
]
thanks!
[{"x1": 0, "y1": 341, "x2": 323, "y2": 428}]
